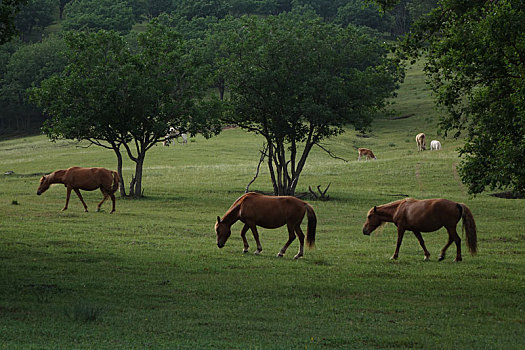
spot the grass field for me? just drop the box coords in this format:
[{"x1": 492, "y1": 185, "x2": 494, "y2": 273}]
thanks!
[{"x1": 1, "y1": 63, "x2": 524, "y2": 349}]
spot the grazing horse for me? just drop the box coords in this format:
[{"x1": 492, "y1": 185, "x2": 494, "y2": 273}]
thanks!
[
  {"x1": 357, "y1": 148, "x2": 377, "y2": 161},
  {"x1": 416, "y1": 133, "x2": 426, "y2": 151},
  {"x1": 430, "y1": 140, "x2": 442, "y2": 151},
  {"x1": 362, "y1": 198, "x2": 477, "y2": 262},
  {"x1": 215, "y1": 192, "x2": 317, "y2": 259},
  {"x1": 37, "y1": 167, "x2": 119, "y2": 213}
]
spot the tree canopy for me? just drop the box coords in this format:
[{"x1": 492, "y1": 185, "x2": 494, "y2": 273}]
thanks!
[
  {"x1": 31, "y1": 24, "x2": 222, "y2": 197},
  {"x1": 221, "y1": 11, "x2": 402, "y2": 195},
  {"x1": 400, "y1": 0, "x2": 525, "y2": 196}
]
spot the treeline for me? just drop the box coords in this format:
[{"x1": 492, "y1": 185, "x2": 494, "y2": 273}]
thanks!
[{"x1": 0, "y1": 0, "x2": 436, "y2": 133}]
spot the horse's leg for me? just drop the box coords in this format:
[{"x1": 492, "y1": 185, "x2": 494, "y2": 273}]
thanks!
[
  {"x1": 97, "y1": 189, "x2": 108, "y2": 212},
  {"x1": 74, "y1": 189, "x2": 88, "y2": 212},
  {"x1": 249, "y1": 224, "x2": 263, "y2": 255},
  {"x1": 391, "y1": 228, "x2": 405, "y2": 260},
  {"x1": 240, "y1": 224, "x2": 250, "y2": 253},
  {"x1": 438, "y1": 236, "x2": 454, "y2": 261},
  {"x1": 449, "y1": 227, "x2": 462, "y2": 262},
  {"x1": 413, "y1": 231, "x2": 431, "y2": 261},
  {"x1": 109, "y1": 193, "x2": 116, "y2": 213},
  {"x1": 62, "y1": 187, "x2": 72, "y2": 211},
  {"x1": 293, "y1": 226, "x2": 305, "y2": 260},
  {"x1": 277, "y1": 224, "x2": 296, "y2": 258}
]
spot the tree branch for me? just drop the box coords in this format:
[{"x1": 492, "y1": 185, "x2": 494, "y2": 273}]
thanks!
[{"x1": 316, "y1": 143, "x2": 348, "y2": 163}]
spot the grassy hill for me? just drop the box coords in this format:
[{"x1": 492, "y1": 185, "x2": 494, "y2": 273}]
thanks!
[{"x1": 0, "y1": 63, "x2": 524, "y2": 348}]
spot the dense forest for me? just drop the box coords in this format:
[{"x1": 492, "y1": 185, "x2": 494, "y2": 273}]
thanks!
[{"x1": 0, "y1": 0, "x2": 437, "y2": 133}]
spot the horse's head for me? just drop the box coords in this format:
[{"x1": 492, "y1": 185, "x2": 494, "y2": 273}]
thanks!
[
  {"x1": 37, "y1": 176, "x2": 50, "y2": 195},
  {"x1": 362, "y1": 206, "x2": 384, "y2": 235},
  {"x1": 215, "y1": 216, "x2": 231, "y2": 248}
]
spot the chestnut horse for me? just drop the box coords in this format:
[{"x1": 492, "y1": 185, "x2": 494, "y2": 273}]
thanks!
[
  {"x1": 215, "y1": 192, "x2": 316, "y2": 259},
  {"x1": 37, "y1": 167, "x2": 119, "y2": 213},
  {"x1": 362, "y1": 198, "x2": 477, "y2": 262},
  {"x1": 358, "y1": 148, "x2": 377, "y2": 161}
]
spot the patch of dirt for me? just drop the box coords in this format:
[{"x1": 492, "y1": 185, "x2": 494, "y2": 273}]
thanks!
[
  {"x1": 388, "y1": 113, "x2": 415, "y2": 120},
  {"x1": 490, "y1": 192, "x2": 524, "y2": 199}
]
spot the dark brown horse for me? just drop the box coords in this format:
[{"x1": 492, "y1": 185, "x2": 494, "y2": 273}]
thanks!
[
  {"x1": 215, "y1": 192, "x2": 317, "y2": 259},
  {"x1": 362, "y1": 198, "x2": 477, "y2": 262},
  {"x1": 37, "y1": 167, "x2": 119, "y2": 213}
]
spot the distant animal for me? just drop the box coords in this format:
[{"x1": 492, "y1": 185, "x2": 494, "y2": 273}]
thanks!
[
  {"x1": 181, "y1": 133, "x2": 187, "y2": 144},
  {"x1": 362, "y1": 198, "x2": 477, "y2": 262},
  {"x1": 430, "y1": 140, "x2": 442, "y2": 151},
  {"x1": 215, "y1": 192, "x2": 316, "y2": 259},
  {"x1": 163, "y1": 127, "x2": 187, "y2": 146},
  {"x1": 357, "y1": 148, "x2": 377, "y2": 161},
  {"x1": 37, "y1": 167, "x2": 119, "y2": 213},
  {"x1": 416, "y1": 133, "x2": 426, "y2": 151}
]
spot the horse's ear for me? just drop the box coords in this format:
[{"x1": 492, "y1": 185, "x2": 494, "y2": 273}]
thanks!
[
  {"x1": 373, "y1": 206, "x2": 377, "y2": 213},
  {"x1": 217, "y1": 216, "x2": 221, "y2": 224}
]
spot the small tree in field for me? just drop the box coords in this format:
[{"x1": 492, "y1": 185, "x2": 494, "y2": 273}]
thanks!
[
  {"x1": 32, "y1": 24, "x2": 221, "y2": 198},
  {"x1": 220, "y1": 11, "x2": 402, "y2": 195}
]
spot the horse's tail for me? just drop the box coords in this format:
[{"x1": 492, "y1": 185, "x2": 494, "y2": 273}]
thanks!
[
  {"x1": 459, "y1": 203, "x2": 477, "y2": 255},
  {"x1": 111, "y1": 171, "x2": 120, "y2": 194},
  {"x1": 305, "y1": 203, "x2": 317, "y2": 248}
]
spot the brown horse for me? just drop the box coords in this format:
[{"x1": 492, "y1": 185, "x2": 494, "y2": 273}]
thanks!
[
  {"x1": 416, "y1": 133, "x2": 426, "y2": 151},
  {"x1": 362, "y1": 198, "x2": 477, "y2": 262},
  {"x1": 215, "y1": 192, "x2": 317, "y2": 259},
  {"x1": 37, "y1": 167, "x2": 119, "y2": 213},
  {"x1": 358, "y1": 148, "x2": 377, "y2": 161}
]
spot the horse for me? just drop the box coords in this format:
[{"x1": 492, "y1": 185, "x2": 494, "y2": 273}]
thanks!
[
  {"x1": 215, "y1": 192, "x2": 317, "y2": 259},
  {"x1": 357, "y1": 148, "x2": 377, "y2": 161},
  {"x1": 362, "y1": 198, "x2": 477, "y2": 262},
  {"x1": 416, "y1": 133, "x2": 426, "y2": 151},
  {"x1": 37, "y1": 167, "x2": 119, "y2": 213},
  {"x1": 430, "y1": 140, "x2": 442, "y2": 151}
]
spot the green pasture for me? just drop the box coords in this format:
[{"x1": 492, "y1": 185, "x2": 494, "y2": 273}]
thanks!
[{"x1": 1, "y1": 64, "x2": 524, "y2": 349}]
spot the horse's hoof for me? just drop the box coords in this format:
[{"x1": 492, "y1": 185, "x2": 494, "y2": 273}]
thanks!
[
  {"x1": 243, "y1": 249, "x2": 249, "y2": 254},
  {"x1": 454, "y1": 257, "x2": 462, "y2": 262},
  {"x1": 424, "y1": 256, "x2": 430, "y2": 261},
  {"x1": 390, "y1": 255, "x2": 398, "y2": 260},
  {"x1": 277, "y1": 253, "x2": 284, "y2": 258},
  {"x1": 438, "y1": 256, "x2": 445, "y2": 261},
  {"x1": 293, "y1": 254, "x2": 303, "y2": 259},
  {"x1": 254, "y1": 250, "x2": 261, "y2": 255}
]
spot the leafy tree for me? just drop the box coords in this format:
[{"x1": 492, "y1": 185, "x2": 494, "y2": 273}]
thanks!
[
  {"x1": 175, "y1": 0, "x2": 231, "y2": 20},
  {"x1": 400, "y1": 0, "x2": 525, "y2": 196},
  {"x1": 0, "y1": 36, "x2": 67, "y2": 131},
  {"x1": 62, "y1": 0, "x2": 135, "y2": 34},
  {"x1": 221, "y1": 11, "x2": 402, "y2": 195},
  {"x1": 336, "y1": 0, "x2": 392, "y2": 32},
  {"x1": 0, "y1": 0, "x2": 27, "y2": 44},
  {"x1": 58, "y1": 0, "x2": 72, "y2": 20},
  {"x1": 15, "y1": 0, "x2": 55, "y2": 40},
  {"x1": 31, "y1": 25, "x2": 221, "y2": 198}
]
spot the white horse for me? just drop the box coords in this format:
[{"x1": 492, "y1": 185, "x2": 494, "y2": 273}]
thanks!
[
  {"x1": 416, "y1": 133, "x2": 426, "y2": 151},
  {"x1": 430, "y1": 140, "x2": 442, "y2": 151},
  {"x1": 163, "y1": 127, "x2": 187, "y2": 146}
]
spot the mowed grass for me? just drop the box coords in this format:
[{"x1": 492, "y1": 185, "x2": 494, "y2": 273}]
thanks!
[{"x1": 1, "y1": 63, "x2": 524, "y2": 349}]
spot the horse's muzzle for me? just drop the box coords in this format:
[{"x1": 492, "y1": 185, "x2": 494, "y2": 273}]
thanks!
[
  {"x1": 37, "y1": 191, "x2": 41, "y2": 196},
  {"x1": 217, "y1": 243, "x2": 224, "y2": 249},
  {"x1": 362, "y1": 227, "x2": 370, "y2": 236}
]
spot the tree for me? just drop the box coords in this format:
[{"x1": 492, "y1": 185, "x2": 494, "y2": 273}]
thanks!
[
  {"x1": 14, "y1": 0, "x2": 55, "y2": 40},
  {"x1": 335, "y1": 0, "x2": 392, "y2": 33},
  {"x1": 58, "y1": 0, "x2": 72, "y2": 20},
  {"x1": 0, "y1": 35, "x2": 67, "y2": 131},
  {"x1": 400, "y1": 0, "x2": 525, "y2": 196},
  {"x1": 31, "y1": 25, "x2": 222, "y2": 198},
  {"x1": 62, "y1": 0, "x2": 135, "y2": 34},
  {"x1": 0, "y1": 0, "x2": 27, "y2": 44},
  {"x1": 220, "y1": 11, "x2": 402, "y2": 195}
]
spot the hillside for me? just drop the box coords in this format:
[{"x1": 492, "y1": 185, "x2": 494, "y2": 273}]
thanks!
[{"x1": 0, "y1": 63, "x2": 524, "y2": 348}]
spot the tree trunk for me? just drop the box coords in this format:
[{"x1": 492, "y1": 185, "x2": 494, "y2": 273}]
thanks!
[
  {"x1": 131, "y1": 153, "x2": 145, "y2": 198},
  {"x1": 112, "y1": 146, "x2": 127, "y2": 197}
]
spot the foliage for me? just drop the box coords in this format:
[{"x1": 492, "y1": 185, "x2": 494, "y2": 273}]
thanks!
[
  {"x1": 221, "y1": 10, "x2": 402, "y2": 195},
  {"x1": 62, "y1": 0, "x2": 135, "y2": 34},
  {"x1": 335, "y1": 0, "x2": 392, "y2": 32},
  {"x1": 0, "y1": 0, "x2": 27, "y2": 44},
  {"x1": 31, "y1": 25, "x2": 221, "y2": 198},
  {"x1": 400, "y1": 0, "x2": 525, "y2": 196},
  {"x1": 0, "y1": 35, "x2": 67, "y2": 131},
  {"x1": 14, "y1": 0, "x2": 55, "y2": 39}
]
